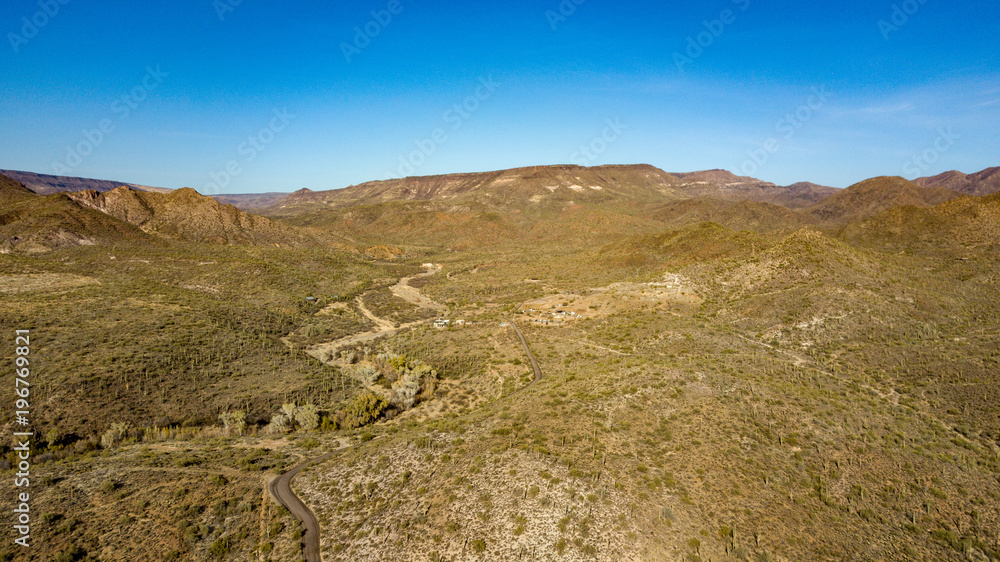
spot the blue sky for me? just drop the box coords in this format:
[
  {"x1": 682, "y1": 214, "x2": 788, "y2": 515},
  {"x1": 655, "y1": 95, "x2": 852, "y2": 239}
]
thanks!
[{"x1": 1, "y1": 0, "x2": 997, "y2": 193}]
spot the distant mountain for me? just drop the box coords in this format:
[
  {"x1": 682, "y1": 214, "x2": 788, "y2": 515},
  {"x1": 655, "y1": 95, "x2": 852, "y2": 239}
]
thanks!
[
  {"x1": 211, "y1": 192, "x2": 290, "y2": 211},
  {"x1": 0, "y1": 169, "x2": 171, "y2": 196},
  {"x1": 914, "y1": 167, "x2": 1000, "y2": 196},
  {"x1": 806, "y1": 176, "x2": 962, "y2": 223},
  {"x1": 67, "y1": 186, "x2": 324, "y2": 246},
  {"x1": 269, "y1": 165, "x2": 684, "y2": 214},
  {"x1": 777, "y1": 182, "x2": 842, "y2": 208},
  {"x1": 669, "y1": 170, "x2": 839, "y2": 209},
  {"x1": 266, "y1": 164, "x2": 834, "y2": 215}
]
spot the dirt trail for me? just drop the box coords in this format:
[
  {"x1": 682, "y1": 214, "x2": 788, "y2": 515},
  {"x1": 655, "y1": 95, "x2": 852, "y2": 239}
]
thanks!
[
  {"x1": 306, "y1": 264, "x2": 445, "y2": 361},
  {"x1": 391, "y1": 263, "x2": 447, "y2": 313},
  {"x1": 356, "y1": 296, "x2": 395, "y2": 330}
]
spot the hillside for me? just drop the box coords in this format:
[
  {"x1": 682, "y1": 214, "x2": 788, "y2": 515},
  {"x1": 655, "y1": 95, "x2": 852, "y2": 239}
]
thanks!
[
  {"x1": 0, "y1": 173, "x2": 152, "y2": 253},
  {"x1": 915, "y1": 166, "x2": 1000, "y2": 196},
  {"x1": 0, "y1": 169, "x2": 171, "y2": 195},
  {"x1": 0, "y1": 172, "x2": 35, "y2": 199},
  {"x1": 67, "y1": 186, "x2": 338, "y2": 246},
  {"x1": 842, "y1": 191, "x2": 1000, "y2": 256},
  {"x1": 806, "y1": 176, "x2": 962, "y2": 222},
  {"x1": 647, "y1": 197, "x2": 816, "y2": 233}
]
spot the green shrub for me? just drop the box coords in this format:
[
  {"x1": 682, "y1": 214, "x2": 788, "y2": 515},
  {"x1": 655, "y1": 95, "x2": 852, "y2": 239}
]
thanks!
[
  {"x1": 470, "y1": 538, "x2": 486, "y2": 553},
  {"x1": 209, "y1": 537, "x2": 230, "y2": 558},
  {"x1": 340, "y1": 391, "x2": 389, "y2": 429}
]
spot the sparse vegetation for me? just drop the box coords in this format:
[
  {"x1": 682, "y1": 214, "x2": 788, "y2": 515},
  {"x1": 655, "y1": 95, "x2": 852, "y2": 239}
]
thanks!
[{"x1": 3, "y1": 168, "x2": 1000, "y2": 561}]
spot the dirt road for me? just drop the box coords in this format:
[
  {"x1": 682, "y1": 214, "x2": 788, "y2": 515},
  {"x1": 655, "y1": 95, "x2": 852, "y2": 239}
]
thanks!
[
  {"x1": 307, "y1": 264, "x2": 445, "y2": 361},
  {"x1": 508, "y1": 319, "x2": 542, "y2": 384},
  {"x1": 268, "y1": 452, "x2": 338, "y2": 562}
]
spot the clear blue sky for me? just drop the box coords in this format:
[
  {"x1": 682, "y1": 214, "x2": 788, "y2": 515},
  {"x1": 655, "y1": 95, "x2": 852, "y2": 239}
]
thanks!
[{"x1": 1, "y1": 0, "x2": 997, "y2": 193}]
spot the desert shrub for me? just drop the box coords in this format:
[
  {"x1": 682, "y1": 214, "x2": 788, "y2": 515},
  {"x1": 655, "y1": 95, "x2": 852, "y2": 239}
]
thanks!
[
  {"x1": 294, "y1": 404, "x2": 319, "y2": 431},
  {"x1": 352, "y1": 365, "x2": 380, "y2": 385},
  {"x1": 265, "y1": 414, "x2": 291, "y2": 435},
  {"x1": 218, "y1": 411, "x2": 246, "y2": 436},
  {"x1": 100, "y1": 422, "x2": 131, "y2": 449},
  {"x1": 209, "y1": 537, "x2": 230, "y2": 558},
  {"x1": 340, "y1": 391, "x2": 388, "y2": 429},
  {"x1": 54, "y1": 546, "x2": 86, "y2": 562}
]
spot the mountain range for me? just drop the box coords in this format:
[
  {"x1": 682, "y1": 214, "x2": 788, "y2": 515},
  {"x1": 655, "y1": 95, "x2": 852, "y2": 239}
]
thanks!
[{"x1": 4, "y1": 163, "x2": 999, "y2": 254}]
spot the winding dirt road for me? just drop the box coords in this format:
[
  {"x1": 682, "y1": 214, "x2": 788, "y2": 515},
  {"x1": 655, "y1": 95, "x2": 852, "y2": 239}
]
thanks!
[
  {"x1": 508, "y1": 319, "x2": 542, "y2": 384},
  {"x1": 307, "y1": 264, "x2": 445, "y2": 361},
  {"x1": 273, "y1": 266, "x2": 445, "y2": 561},
  {"x1": 268, "y1": 452, "x2": 336, "y2": 562}
]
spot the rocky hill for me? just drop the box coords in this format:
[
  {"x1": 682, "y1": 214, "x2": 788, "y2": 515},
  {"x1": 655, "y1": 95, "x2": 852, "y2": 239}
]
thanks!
[
  {"x1": 806, "y1": 176, "x2": 962, "y2": 223},
  {"x1": 0, "y1": 173, "x2": 151, "y2": 253},
  {"x1": 67, "y1": 186, "x2": 330, "y2": 246},
  {"x1": 669, "y1": 170, "x2": 839, "y2": 208}
]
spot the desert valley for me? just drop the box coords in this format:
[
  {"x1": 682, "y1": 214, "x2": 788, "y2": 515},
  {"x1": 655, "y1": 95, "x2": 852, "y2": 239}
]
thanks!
[{"x1": 1, "y1": 163, "x2": 999, "y2": 560}]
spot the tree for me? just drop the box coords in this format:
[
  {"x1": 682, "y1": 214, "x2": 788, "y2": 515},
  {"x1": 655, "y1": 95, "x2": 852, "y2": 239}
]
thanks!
[
  {"x1": 266, "y1": 414, "x2": 291, "y2": 434},
  {"x1": 294, "y1": 404, "x2": 319, "y2": 431},
  {"x1": 392, "y1": 372, "x2": 421, "y2": 409},
  {"x1": 391, "y1": 362, "x2": 438, "y2": 410},
  {"x1": 219, "y1": 411, "x2": 246, "y2": 436}
]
